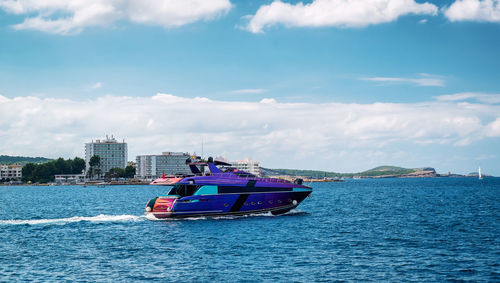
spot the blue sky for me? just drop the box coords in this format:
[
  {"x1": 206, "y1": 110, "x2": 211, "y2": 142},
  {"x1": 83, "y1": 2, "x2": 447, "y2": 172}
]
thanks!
[{"x1": 0, "y1": 0, "x2": 499, "y2": 175}]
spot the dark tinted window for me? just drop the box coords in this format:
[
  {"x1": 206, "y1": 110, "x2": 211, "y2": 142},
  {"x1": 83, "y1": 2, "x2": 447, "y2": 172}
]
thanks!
[{"x1": 169, "y1": 184, "x2": 200, "y2": 197}]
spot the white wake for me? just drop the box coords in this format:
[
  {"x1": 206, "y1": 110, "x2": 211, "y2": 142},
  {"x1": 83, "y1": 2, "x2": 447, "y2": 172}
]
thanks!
[
  {"x1": 0, "y1": 214, "x2": 144, "y2": 226},
  {"x1": 210, "y1": 209, "x2": 305, "y2": 220},
  {"x1": 145, "y1": 209, "x2": 306, "y2": 221},
  {"x1": 0, "y1": 209, "x2": 307, "y2": 225}
]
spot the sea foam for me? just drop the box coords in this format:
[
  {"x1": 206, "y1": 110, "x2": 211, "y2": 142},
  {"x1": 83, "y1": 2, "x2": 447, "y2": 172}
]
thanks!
[
  {"x1": 0, "y1": 214, "x2": 144, "y2": 226},
  {"x1": 0, "y1": 210, "x2": 306, "y2": 225}
]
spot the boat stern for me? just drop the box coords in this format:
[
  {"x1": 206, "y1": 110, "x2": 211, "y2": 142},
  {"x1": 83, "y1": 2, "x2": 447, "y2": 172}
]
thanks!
[{"x1": 145, "y1": 196, "x2": 178, "y2": 218}]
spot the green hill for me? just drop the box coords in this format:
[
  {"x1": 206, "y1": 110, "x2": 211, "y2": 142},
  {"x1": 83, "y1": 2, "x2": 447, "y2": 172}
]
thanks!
[
  {"x1": 0, "y1": 155, "x2": 52, "y2": 165},
  {"x1": 359, "y1": 166, "x2": 416, "y2": 176}
]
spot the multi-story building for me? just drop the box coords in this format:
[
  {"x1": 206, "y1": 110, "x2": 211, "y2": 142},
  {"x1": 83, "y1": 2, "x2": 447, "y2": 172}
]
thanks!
[
  {"x1": 135, "y1": 152, "x2": 199, "y2": 180},
  {"x1": 0, "y1": 164, "x2": 23, "y2": 180},
  {"x1": 85, "y1": 135, "x2": 127, "y2": 175},
  {"x1": 231, "y1": 158, "x2": 261, "y2": 176},
  {"x1": 55, "y1": 174, "x2": 86, "y2": 184},
  {"x1": 215, "y1": 157, "x2": 261, "y2": 176}
]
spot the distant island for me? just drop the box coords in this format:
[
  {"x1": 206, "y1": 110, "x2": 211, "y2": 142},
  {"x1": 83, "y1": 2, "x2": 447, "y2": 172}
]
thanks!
[{"x1": 261, "y1": 166, "x2": 487, "y2": 179}]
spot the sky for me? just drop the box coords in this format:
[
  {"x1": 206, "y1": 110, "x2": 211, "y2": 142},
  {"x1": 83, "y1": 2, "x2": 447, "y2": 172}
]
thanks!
[{"x1": 0, "y1": 0, "x2": 499, "y2": 175}]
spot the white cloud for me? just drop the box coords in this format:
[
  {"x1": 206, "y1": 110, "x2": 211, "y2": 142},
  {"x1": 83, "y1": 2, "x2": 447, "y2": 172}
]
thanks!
[
  {"x1": 444, "y1": 0, "x2": 500, "y2": 22},
  {"x1": 361, "y1": 74, "x2": 445, "y2": 87},
  {"x1": 0, "y1": 0, "x2": 232, "y2": 34},
  {"x1": 245, "y1": 0, "x2": 438, "y2": 33},
  {"x1": 231, "y1": 88, "x2": 266, "y2": 94},
  {"x1": 435, "y1": 92, "x2": 500, "y2": 104},
  {"x1": 0, "y1": 94, "x2": 9, "y2": 103},
  {"x1": 260, "y1": 98, "x2": 277, "y2": 104},
  {"x1": 91, "y1": 82, "x2": 103, "y2": 89},
  {"x1": 487, "y1": 118, "x2": 500, "y2": 136},
  {"x1": 0, "y1": 93, "x2": 499, "y2": 172}
]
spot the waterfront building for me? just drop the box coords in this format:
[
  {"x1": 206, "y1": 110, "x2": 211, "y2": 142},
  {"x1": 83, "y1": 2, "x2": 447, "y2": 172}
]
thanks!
[
  {"x1": 55, "y1": 174, "x2": 85, "y2": 185},
  {"x1": 0, "y1": 164, "x2": 23, "y2": 180},
  {"x1": 85, "y1": 135, "x2": 127, "y2": 176},
  {"x1": 215, "y1": 157, "x2": 261, "y2": 176},
  {"x1": 135, "y1": 152, "x2": 200, "y2": 180},
  {"x1": 231, "y1": 158, "x2": 261, "y2": 176}
]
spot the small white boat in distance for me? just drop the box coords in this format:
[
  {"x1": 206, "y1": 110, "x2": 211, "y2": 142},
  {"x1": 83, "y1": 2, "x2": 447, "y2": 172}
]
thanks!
[{"x1": 478, "y1": 166, "x2": 483, "y2": 180}]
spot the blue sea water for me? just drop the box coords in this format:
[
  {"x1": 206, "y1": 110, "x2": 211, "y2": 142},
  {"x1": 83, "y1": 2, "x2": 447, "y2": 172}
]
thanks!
[{"x1": 0, "y1": 178, "x2": 499, "y2": 282}]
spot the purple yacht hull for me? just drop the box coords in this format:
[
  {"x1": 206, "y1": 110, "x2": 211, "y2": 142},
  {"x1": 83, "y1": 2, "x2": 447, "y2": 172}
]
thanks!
[{"x1": 148, "y1": 190, "x2": 310, "y2": 218}]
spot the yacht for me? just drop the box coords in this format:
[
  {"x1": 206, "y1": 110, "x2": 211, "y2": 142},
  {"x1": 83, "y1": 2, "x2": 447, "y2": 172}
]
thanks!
[{"x1": 145, "y1": 157, "x2": 312, "y2": 218}]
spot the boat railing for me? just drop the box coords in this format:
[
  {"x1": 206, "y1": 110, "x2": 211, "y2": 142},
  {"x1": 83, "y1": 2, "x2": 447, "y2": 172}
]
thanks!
[{"x1": 203, "y1": 173, "x2": 292, "y2": 183}]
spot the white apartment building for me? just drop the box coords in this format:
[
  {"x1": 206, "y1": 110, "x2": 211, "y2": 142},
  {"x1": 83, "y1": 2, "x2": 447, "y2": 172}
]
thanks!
[
  {"x1": 85, "y1": 135, "x2": 127, "y2": 175},
  {"x1": 0, "y1": 164, "x2": 23, "y2": 180},
  {"x1": 215, "y1": 157, "x2": 261, "y2": 176},
  {"x1": 136, "y1": 152, "x2": 199, "y2": 180},
  {"x1": 231, "y1": 158, "x2": 261, "y2": 176},
  {"x1": 55, "y1": 174, "x2": 85, "y2": 184}
]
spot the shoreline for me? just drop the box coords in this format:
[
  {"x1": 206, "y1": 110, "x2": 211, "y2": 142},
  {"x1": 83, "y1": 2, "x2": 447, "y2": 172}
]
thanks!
[{"x1": 0, "y1": 175, "x2": 493, "y2": 186}]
